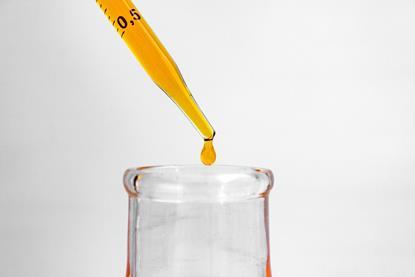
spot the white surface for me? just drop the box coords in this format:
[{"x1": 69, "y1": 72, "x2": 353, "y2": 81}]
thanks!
[{"x1": 1, "y1": 0, "x2": 415, "y2": 276}]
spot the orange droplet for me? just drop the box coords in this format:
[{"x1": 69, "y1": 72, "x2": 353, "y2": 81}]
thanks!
[{"x1": 200, "y1": 140, "x2": 216, "y2": 166}]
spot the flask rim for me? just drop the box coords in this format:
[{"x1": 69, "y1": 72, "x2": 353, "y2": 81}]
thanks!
[{"x1": 123, "y1": 165, "x2": 274, "y2": 202}]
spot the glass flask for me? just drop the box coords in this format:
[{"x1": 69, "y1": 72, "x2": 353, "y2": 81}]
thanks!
[{"x1": 123, "y1": 165, "x2": 274, "y2": 277}]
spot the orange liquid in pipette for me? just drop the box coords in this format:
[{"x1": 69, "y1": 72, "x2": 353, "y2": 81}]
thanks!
[{"x1": 96, "y1": 0, "x2": 216, "y2": 165}]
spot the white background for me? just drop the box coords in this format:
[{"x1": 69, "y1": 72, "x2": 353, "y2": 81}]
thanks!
[{"x1": 1, "y1": 0, "x2": 415, "y2": 276}]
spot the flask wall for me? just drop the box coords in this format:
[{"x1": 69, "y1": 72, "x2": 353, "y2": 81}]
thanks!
[{"x1": 124, "y1": 165, "x2": 274, "y2": 277}]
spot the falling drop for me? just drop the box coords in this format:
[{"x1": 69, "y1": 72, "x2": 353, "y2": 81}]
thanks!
[{"x1": 200, "y1": 140, "x2": 216, "y2": 166}]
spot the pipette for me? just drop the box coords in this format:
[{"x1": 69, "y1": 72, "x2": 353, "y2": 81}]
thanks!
[{"x1": 96, "y1": 0, "x2": 216, "y2": 165}]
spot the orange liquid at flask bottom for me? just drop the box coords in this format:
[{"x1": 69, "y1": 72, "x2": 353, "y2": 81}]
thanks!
[{"x1": 126, "y1": 261, "x2": 271, "y2": 277}]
